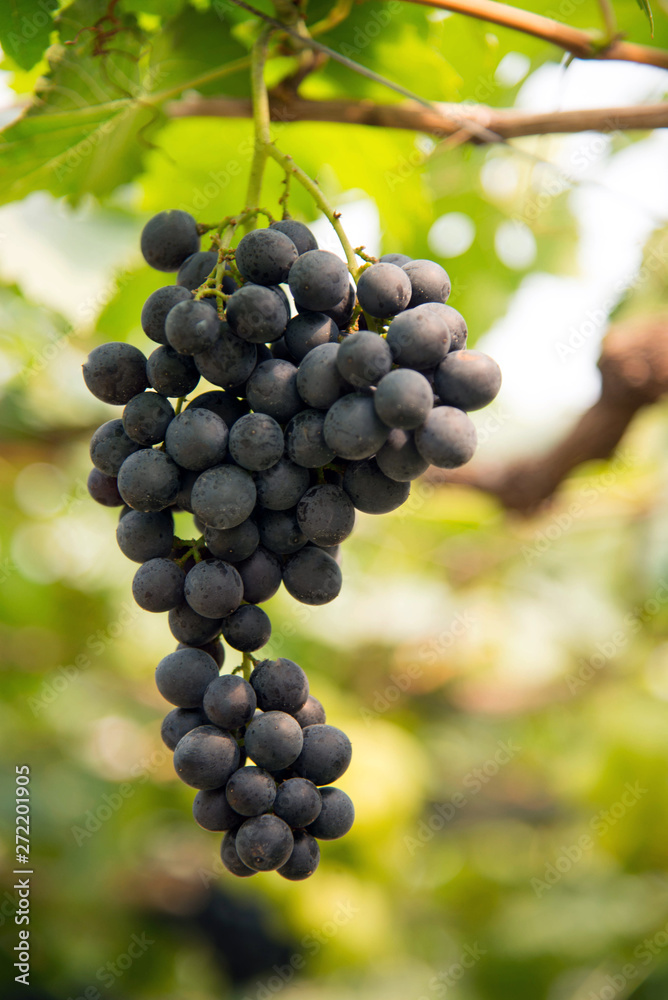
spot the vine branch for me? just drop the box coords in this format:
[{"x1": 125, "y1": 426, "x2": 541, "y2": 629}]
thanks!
[
  {"x1": 396, "y1": 0, "x2": 668, "y2": 69},
  {"x1": 167, "y1": 94, "x2": 668, "y2": 143}
]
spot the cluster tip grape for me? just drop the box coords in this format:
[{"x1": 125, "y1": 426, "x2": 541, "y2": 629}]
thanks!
[{"x1": 83, "y1": 205, "x2": 501, "y2": 879}]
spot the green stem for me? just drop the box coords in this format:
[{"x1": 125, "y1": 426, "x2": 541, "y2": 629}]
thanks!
[
  {"x1": 266, "y1": 144, "x2": 359, "y2": 276},
  {"x1": 245, "y1": 26, "x2": 274, "y2": 232}
]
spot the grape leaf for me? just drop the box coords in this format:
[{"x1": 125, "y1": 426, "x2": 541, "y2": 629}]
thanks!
[{"x1": 0, "y1": 0, "x2": 59, "y2": 70}]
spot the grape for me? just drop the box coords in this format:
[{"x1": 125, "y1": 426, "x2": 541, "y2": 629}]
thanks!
[
  {"x1": 236, "y1": 547, "x2": 283, "y2": 604},
  {"x1": 194, "y1": 787, "x2": 244, "y2": 832},
  {"x1": 220, "y1": 605, "x2": 272, "y2": 652},
  {"x1": 244, "y1": 711, "x2": 304, "y2": 770},
  {"x1": 375, "y1": 429, "x2": 429, "y2": 482},
  {"x1": 296, "y1": 484, "x2": 355, "y2": 547},
  {"x1": 245, "y1": 360, "x2": 302, "y2": 424},
  {"x1": 194, "y1": 323, "x2": 257, "y2": 390},
  {"x1": 386, "y1": 304, "x2": 452, "y2": 369},
  {"x1": 282, "y1": 547, "x2": 342, "y2": 605},
  {"x1": 235, "y1": 229, "x2": 298, "y2": 286},
  {"x1": 90, "y1": 419, "x2": 140, "y2": 476},
  {"x1": 226, "y1": 284, "x2": 289, "y2": 343},
  {"x1": 289, "y1": 250, "x2": 349, "y2": 312},
  {"x1": 173, "y1": 725, "x2": 241, "y2": 789},
  {"x1": 82, "y1": 343, "x2": 148, "y2": 405},
  {"x1": 423, "y1": 302, "x2": 467, "y2": 352},
  {"x1": 235, "y1": 814, "x2": 294, "y2": 872},
  {"x1": 270, "y1": 219, "x2": 318, "y2": 255},
  {"x1": 146, "y1": 346, "x2": 200, "y2": 398},
  {"x1": 402, "y1": 258, "x2": 451, "y2": 307},
  {"x1": 203, "y1": 674, "x2": 257, "y2": 730},
  {"x1": 253, "y1": 458, "x2": 310, "y2": 510},
  {"x1": 323, "y1": 392, "x2": 389, "y2": 460},
  {"x1": 122, "y1": 391, "x2": 174, "y2": 446},
  {"x1": 226, "y1": 767, "x2": 277, "y2": 816},
  {"x1": 228, "y1": 413, "x2": 284, "y2": 472},
  {"x1": 433, "y1": 349, "x2": 501, "y2": 411},
  {"x1": 177, "y1": 638, "x2": 226, "y2": 669},
  {"x1": 273, "y1": 778, "x2": 322, "y2": 828},
  {"x1": 161, "y1": 707, "x2": 209, "y2": 751},
  {"x1": 284, "y1": 311, "x2": 339, "y2": 362},
  {"x1": 186, "y1": 389, "x2": 249, "y2": 429},
  {"x1": 292, "y1": 695, "x2": 326, "y2": 728},
  {"x1": 284, "y1": 409, "x2": 335, "y2": 469},
  {"x1": 155, "y1": 648, "x2": 219, "y2": 708},
  {"x1": 380, "y1": 252, "x2": 411, "y2": 266},
  {"x1": 177, "y1": 250, "x2": 222, "y2": 291},
  {"x1": 116, "y1": 509, "x2": 174, "y2": 562},
  {"x1": 373, "y1": 369, "x2": 434, "y2": 429},
  {"x1": 132, "y1": 557, "x2": 185, "y2": 612},
  {"x1": 296, "y1": 342, "x2": 347, "y2": 410},
  {"x1": 191, "y1": 464, "x2": 257, "y2": 529},
  {"x1": 205, "y1": 519, "x2": 259, "y2": 563},
  {"x1": 256, "y1": 507, "x2": 306, "y2": 556},
  {"x1": 168, "y1": 603, "x2": 224, "y2": 646},
  {"x1": 414, "y1": 405, "x2": 477, "y2": 468},
  {"x1": 250, "y1": 658, "x2": 309, "y2": 714},
  {"x1": 307, "y1": 786, "x2": 354, "y2": 839},
  {"x1": 221, "y1": 829, "x2": 257, "y2": 876},
  {"x1": 335, "y1": 331, "x2": 392, "y2": 388},
  {"x1": 270, "y1": 337, "x2": 296, "y2": 363},
  {"x1": 87, "y1": 468, "x2": 124, "y2": 507},
  {"x1": 277, "y1": 830, "x2": 320, "y2": 881},
  {"x1": 141, "y1": 286, "x2": 192, "y2": 345},
  {"x1": 164, "y1": 298, "x2": 219, "y2": 356},
  {"x1": 140, "y1": 210, "x2": 200, "y2": 271},
  {"x1": 173, "y1": 469, "x2": 199, "y2": 514},
  {"x1": 356, "y1": 262, "x2": 412, "y2": 317},
  {"x1": 323, "y1": 283, "x2": 356, "y2": 329},
  {"x1": 117, "y1": 449, "x2": 180, "y2": 512},
  {"x1": 342, "y1": 457, "x2": 410, "y2": 513},
  {"x1": 292, "y1": 724, "x2": 352, "y2": 785},
  {"x1": 165, "y1": 409, "x2": 228, "y2": 471},
  {"x1": 184, "y1": 559, "x2": 244, "y2": 618}
]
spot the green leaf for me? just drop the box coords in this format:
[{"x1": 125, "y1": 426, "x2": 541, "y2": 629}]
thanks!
[
  {"x1": 635, "y1": 0, "x2": 654, "y2": 36},
  {"x1": 0, "y1": 0, "x2": 59, "y2": 70}
]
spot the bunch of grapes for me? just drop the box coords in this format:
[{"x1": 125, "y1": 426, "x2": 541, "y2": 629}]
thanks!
[{"x1": 83, "y1": 207, "x2": 501, "y2": 879}]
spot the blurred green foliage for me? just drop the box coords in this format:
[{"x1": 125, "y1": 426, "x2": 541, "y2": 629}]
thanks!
[{"x1": 1, "y1": 1, "x2": 668, "y2": 998}]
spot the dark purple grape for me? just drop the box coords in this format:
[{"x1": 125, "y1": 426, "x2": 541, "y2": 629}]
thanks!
[{"x1": 140, "y1": 210, "x2": 199, "y2": 271}]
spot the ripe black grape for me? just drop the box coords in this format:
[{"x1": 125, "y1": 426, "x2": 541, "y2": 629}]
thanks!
[
  {"x1": 402, "y1": 258, "x2": 451, "y2": 307},
  {"x1": 226, "y1": 767, "x2": 277, "y2": 816},
  {"x1": 146, "y1": 345, "x2": 200, "y2": 398},
  {"x1": 282, "y1": 546, "x2": 342, "y2": 605},
  {"x1": 122, "y1": 391, "x2": 174, "y2": 446},
  {"x1": 87, "y1": 468, "x2": 124, "y2": 507},
  {"x1": 194, "y1": 787, "x2": 244, "y2": 832},
  {"x1": 177, "y1": 250, "x2": 217, "y2": 291},
  {"x1": 289, "y1": 250, "x2": 349, "y2": 312},
  {"x1": 221, "y1": 829, "x2": 257, "y2": 877},
  {"x1": 245, "y1": 359, "x2": 302, "y2": 424},
  {"x1": 228, "y1": 413, "x2": 284, "y2": 472},
  {"x1": 296, "y1": 484, "x2": 355, "y2": 547},
  {"x1": 155, "y1": 647, "x2": 219, "y2": 708},
  {"x1": 335, "y1": 330, "x2": 392, "y2": 389},
  {"x1": 140, "y1": 210, "x2": 200, "y2": 271},
  {"x1": 186, "y1": 389, "x2": 249, "y2": 429},
  {"x1": 165, "y1": 409, "x2": 228, "y2": 471},
  {"x1": 375, "y1": 429, "x2": 429, "y2": 482},
  {"x1": 173, "y1": 725, "x2": 241, "y2": 789},
  {"x1": 116, "y1": 508, "x2": 174, "y2": 562},
  {"x1": 83, "y1": 342, "x2": 148, "y2": 405},
  {"x1": 90, "y1": 419, "x2": 140, "y2": 477},
  {"x1": 386, "y1": 304, "x2": 451, "y2": 369},
  {"x1": 235, "y1": 814, "x2": 294, "y2": 871},
  {"x1": 284, "y1": 311, "x2": 339, "y2": 362},
  {"x1": 292, "y1": 724, "x2": 352, "y2": 785},
  {"x1": 296, "y1": 342, "x2": 347, "y2": 410},
  {"x1": 132, "y1": 557, "x2": 185, "y2": 612},
  {"x1": 323, "y1": 392, "x2": 389, "y2": 461},
  {"x1": 342, "y1": 457, "x2": 410, "y2": 513},
  {"x1": 356, "y1": 261, "x2": 412, "y2": 317},
  {"x1": 165, "y1": 298, "x2": 219, "y2": 356},
  {"x1": 117, "y1": 449, "x2": 180, "y2": 512},
  {"x1": 161, "y1": 707, "x2": 210, "y2": 751},
  {"x1": 191, "y1": 464, "x2": 257, "y2": 529},
  {"x1": 236, "y1": 546, "x2": 283, "y2": 604},
  {"x1": 414, "y1": 405, "x2": 477, "y2": 468},
  {"x1": 194, "y1": 323, "x2": 257, "y2": 390},
  {"x1": 220, "y1": 604, "x2": 272, "y2": 652},
  {"x1": 423, "y1": 302, "x2": 468, "y2": 352},
  {"x1": 141, "y1": 286, "x2": 192, "y2": 345},
  {"x1": 168, "y1": 603, "x2": 224, "y2": 646},
  {"x1": 250, "y1": 658, "x2": 309, "y2": 714},
  {"x1": 244, "y1": 711, "x2": 304, "y2": 770},
  {"x1": 226, "y1": 284, "x2": 289, "y2": 343},
  {"x1": 205, "y1": 519, "x2": 259, "y2": 563},
  {"x1": 292, "y1": 695, "x2": 326, "y2": 728},
  {"x1": 373, "y1": 368, "x2": 434, "y2": 429},
  {"x1": 273, "y1": 777, "x2": 322, "y2": 828},
  {"x1": 380, "y1": 252, "x2": 411, "y2": 266},
  {"x1": 433, "y1": 349, "x2": 502, "y2": 411},
  {"x1": 256, "y1": 507, "x2": 306, "y2": 556},
  {"x1": 203, "y1": 673, "x2": 257, "y2": 730},
  {"x1": 277, "y1": 830, "x2": 320, "y2": 881},
  {"x1": 253, "y1": 458, "x2": 310, "y2": 510},
  {"x1": 307, "y1": 786, "x2": 354, "y2": 839},
  {"x1": 184, "y1": 559, "x2": 244, "y2": 618},
  {"x1": 284, "y1": 409, "x2": 335, "y2": 469},
  {"x1": 235, "y1": 229, "x2": 298, "y2": 286},
  {"x1": 323, "y1": 282, "x2": 356, "y2": 328}
]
